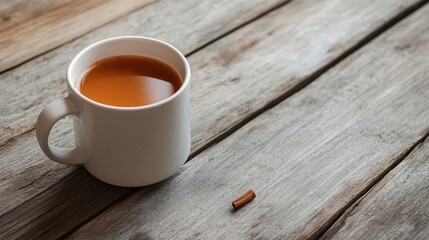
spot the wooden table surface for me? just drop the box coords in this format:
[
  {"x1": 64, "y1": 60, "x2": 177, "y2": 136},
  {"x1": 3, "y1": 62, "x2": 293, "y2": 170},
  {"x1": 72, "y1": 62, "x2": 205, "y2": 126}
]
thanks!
[{"x1": 1, "y1": 0, "x2": 429, "y2": 239}]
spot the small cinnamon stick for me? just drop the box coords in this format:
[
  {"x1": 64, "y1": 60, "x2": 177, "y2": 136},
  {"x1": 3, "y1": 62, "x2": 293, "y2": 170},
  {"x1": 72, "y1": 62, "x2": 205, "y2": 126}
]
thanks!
[{"x1": 232, "y1": 189, "x2": 256, "y2": 210}]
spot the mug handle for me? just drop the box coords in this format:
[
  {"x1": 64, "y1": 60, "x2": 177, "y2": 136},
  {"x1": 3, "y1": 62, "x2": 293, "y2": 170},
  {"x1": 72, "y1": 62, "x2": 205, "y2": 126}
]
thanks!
[{"x1": 36, "y1": 97, "x2": 86, "y2": 164}]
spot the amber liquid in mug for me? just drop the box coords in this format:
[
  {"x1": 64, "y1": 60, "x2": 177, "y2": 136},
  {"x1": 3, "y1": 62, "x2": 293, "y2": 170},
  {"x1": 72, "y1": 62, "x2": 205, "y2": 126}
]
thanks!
[{"x1": 78, "y1": 55, "x2": 182, "y2": 107}]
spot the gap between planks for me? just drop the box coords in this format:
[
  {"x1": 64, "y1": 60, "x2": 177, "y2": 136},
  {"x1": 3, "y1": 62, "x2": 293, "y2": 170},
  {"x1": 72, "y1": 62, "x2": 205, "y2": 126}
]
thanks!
[
  {"x1": 314, "y1": 130, "x2": 429, "y2": 239},
  {"x1": 57, "y1": 186, "x2": 138, "y2": 239},
  {"x1": 321, "y1": 134, "x2": 429, "y2": 239},
  {"x1": 62, "y1": 0, "x2": 429, "y2": 238}
]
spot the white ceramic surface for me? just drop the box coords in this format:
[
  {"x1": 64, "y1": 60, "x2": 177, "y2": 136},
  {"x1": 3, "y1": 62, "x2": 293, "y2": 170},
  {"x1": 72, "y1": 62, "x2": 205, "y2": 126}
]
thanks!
[{"x1": 36, "y1": 36, "x2": 191, "y2": 187}]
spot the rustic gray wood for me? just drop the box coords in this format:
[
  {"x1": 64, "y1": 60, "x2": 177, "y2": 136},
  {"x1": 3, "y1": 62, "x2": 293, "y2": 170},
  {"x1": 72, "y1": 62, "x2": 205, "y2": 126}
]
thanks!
[
  {"x1": 322, "y1": 137, "x2": 429, "y2": 240},
  {"x1": 68, "y1": 4, "x2": 429, "y2": 239},
  {"x1": 0, "y1": 0, "x2": 155, "y2": 73}
]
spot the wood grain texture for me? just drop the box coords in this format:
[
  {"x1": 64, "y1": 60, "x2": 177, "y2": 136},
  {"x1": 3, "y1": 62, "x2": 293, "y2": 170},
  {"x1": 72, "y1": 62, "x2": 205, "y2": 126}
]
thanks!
[
  {"x1": 0, "y1": 0, "x2": 155, "y2": 73},
  {"x1": 68, "y1": 4, "x2": 429, "y2": 239},
  {"x1": 0, "y1": 0, "x2": 288, "y2": 239},
  {"x1": 322, "y1": 137, "x2": 429, "y2": 240},
  {"x1": 0, "y1": 166, "x2": 131, "y2": 240},
  {"x1": 0, "y1": 0, "x2": 71, "y2": 31}
]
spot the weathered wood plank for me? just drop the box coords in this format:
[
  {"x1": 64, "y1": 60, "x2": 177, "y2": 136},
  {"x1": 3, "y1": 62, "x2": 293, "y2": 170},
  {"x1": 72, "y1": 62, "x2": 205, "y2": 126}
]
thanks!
[
  {"x1": 68, "y1": 3, "x2": 429, "y2": 239},
  {"x1": 0, "y1": 0, "x2": 70, "y2": 31},
  {"x1": 0, "y1": 0, "x2": 155, "y2": 73},
  {"x1": 322, "y1": 137, "x2": 429, "y2": 240}
]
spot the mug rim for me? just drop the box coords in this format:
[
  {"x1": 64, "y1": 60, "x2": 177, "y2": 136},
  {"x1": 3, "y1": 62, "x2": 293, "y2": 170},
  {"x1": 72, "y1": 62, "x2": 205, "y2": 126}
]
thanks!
[{"x1": 67, "y1": 36, "x2": 191, "y2": 111}]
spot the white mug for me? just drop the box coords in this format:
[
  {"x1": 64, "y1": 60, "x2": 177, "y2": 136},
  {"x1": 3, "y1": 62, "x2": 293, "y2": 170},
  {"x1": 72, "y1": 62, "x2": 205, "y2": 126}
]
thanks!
[{"x1": 36, "y1": 36, "x2": 191, "y2": 187}]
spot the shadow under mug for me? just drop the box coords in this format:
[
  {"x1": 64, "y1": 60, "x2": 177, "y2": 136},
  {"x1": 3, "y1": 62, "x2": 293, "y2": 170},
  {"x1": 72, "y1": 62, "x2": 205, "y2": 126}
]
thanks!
[{"x1": 36, "y1": 36, "x2": 191, "y2": 187}]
